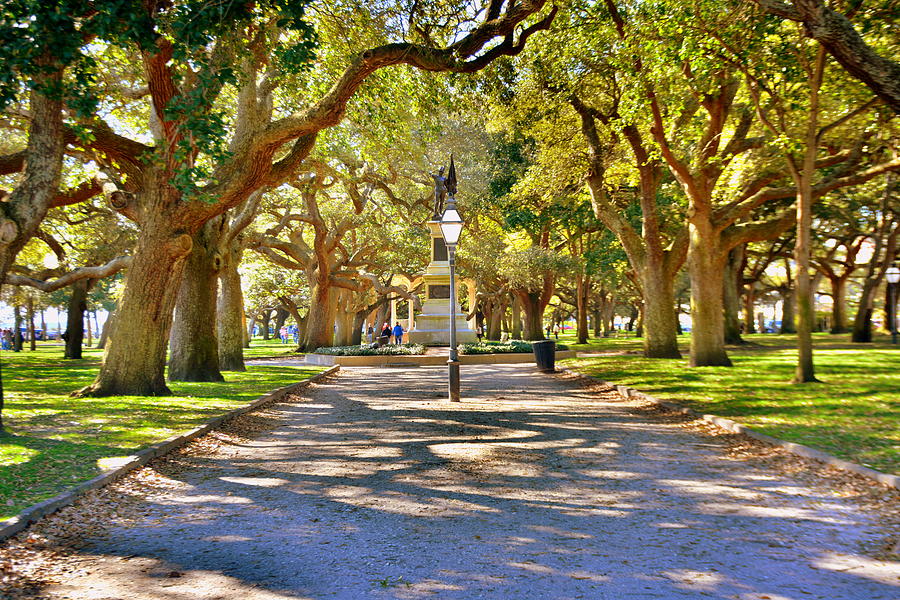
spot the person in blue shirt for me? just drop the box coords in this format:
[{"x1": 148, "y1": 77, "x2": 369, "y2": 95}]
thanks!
[{"x1": 392, "y1": 322, "x2": 404, "y2": 345}]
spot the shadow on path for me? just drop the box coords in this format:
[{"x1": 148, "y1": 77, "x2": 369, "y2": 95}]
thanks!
[{"x1": 25, "y1": 365, "x2": 900, "y2": 600}]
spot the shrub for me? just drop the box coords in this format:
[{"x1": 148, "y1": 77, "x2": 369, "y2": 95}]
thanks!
[
  {"x1": 458, "y1": 340, "x2": 569, "y2": 354},
  {"x1": 313, "y1": 343, "x2": 426, "y2": 356}
]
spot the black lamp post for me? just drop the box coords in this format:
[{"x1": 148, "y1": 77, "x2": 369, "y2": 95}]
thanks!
[
  {"x1": 440, "y1": 186, "x2": 463, "y2": 402},
  {"x1": 887, "y1": 265, "x2": 900, "y2": 345}
]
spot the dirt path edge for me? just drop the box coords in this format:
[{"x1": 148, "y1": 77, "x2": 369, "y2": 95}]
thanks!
[
  {"x1": 0, "y1": 365, "x2": 341, "y2": 543},
  {"x1": 559, "y1": 367, "x2": 900, "y2": 490}
]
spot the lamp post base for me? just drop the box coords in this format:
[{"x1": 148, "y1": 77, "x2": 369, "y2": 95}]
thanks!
[{"x1": 448, "y1": 360, "x2": 460, "y2": 402}]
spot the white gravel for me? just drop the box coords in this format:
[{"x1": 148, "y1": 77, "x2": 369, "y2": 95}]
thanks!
[{"x1": 31, "y1": 364, "x2": 900, "y2": 599}]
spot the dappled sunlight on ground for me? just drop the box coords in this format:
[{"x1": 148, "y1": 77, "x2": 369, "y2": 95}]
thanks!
[{"x1": 3, "y1": 364, "x2": 897, "y2": 600}]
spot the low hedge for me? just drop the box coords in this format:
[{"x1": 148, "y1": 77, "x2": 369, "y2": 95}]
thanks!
[
  {"x1": 458, "y1": 340, "x2": 569, "y2": 355},
  {"x1": 313, "y1": 343, "x2": 426, "y2": 356}
]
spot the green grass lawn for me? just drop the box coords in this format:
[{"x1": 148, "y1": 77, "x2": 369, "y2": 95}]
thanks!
[
  {"x1": 0, "y1": 345, "x2": 324, "y2": 520},
  {"x1": 243, "y1": 337, "x2": 303, "y2": 358},
  {"x1": 561, "y1": 332, "x2": 899, "y2": 475}
]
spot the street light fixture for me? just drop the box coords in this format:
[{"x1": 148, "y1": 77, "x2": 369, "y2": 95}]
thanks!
[
  {"x1": 440, "y1": 162, "x2": 463, "y2": 403},
  {"x1": 887, "y1": 264, "x2": 900, "y2": 345}
]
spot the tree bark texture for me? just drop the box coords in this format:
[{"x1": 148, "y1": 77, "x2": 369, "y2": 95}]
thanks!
[
  {"x1": 851, "y1": 278, "x2": 877, "y2": 342},
  {"x1": 791, "y1": 46, "x2": 825, "y2": 383},
  {"x1": 688, "y1": 222, "x2": 733, "y2": 366},
  {"x1": 780, "y1": 289, "x2": 796, "y2": 334},
  {"x1": 217, "y1": 258, "x2": 247, "y2": 371},
  {"x1": 79, "y1": 218, "x2": 194, "y2": 396},
  {"x1": 723, "y1": 246, "x2": 744, "y2": 345},
  {"x1": 260, "y1": 310, "x2": 272, "y2": 340},
  {"x1": 515, "y1": 291, "x2": 546, "y2": 341},
  {"x1": 486, "y1": 299, "x2": 503, "y2": 341},
  {"x1": 333, "y1": 290, "x2": 355, "y2": 346},
  {"x1": 639, "y1": 268, "x2": 681, "y2": 357},
  {"x1": 65, "y1": 280, "x2": 88, "y2": 359},
  {"x1": 827, "y1": 276, "x2": 848, "y2": 333},
  {"x1": 511, "y1": 295, "x2": 523, "y2": 339},
  {"x1": 351, "y1": 312, "x2": 365, "y2": 346},
  {"x1": 743, "y1": 287, "x2": 756, "y2": 334},
  {"x1": 0, "y1": 72, "x2": 66, "y2": 288},
  {"x1": 168, "y1": 222, "x2": 224, "y2": 382},
  {"x1": 303, "y1": 283, "x2": 337, "y2": 351}
]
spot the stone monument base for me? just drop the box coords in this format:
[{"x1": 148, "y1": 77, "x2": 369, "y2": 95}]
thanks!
[
  {"x1": 407, "y1": 297, "x2": 478, "y2": 346},
  {"x1": 407, "y1": 220, "x2": 478, "y2": 346}
]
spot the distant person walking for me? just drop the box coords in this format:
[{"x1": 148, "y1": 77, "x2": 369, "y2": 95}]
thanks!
[
  {"x1": 380, "y1": 322, "x2": 392, "y2": 344},
  {"x1": 366, "y1": 324, "x2": 374, "y2": 342},
  {"x1": 392, "y1": 322, "x2": 404, "y2": 345}
]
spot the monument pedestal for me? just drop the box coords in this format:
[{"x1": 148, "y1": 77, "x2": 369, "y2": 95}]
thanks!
[{"x1": 407, "y1": 221, "x2": 477, "y2": 346}]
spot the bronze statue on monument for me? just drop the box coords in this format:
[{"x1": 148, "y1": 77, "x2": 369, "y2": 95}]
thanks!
[{"x1": 431, "y1": 155, "x2": 458, "y2": 220}]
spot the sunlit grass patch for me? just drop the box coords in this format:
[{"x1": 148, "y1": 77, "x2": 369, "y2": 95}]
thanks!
[
  {"x1": 563, "y1": 342, "x2": 899, "y2": 475},
  {"x1": 0, "y1": 345, "x2": 324, "y2": 520}
]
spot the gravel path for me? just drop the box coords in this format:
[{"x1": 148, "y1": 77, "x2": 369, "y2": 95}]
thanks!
[{"x1": 20, "y1": 365, "x2": 900, "y2": 599}]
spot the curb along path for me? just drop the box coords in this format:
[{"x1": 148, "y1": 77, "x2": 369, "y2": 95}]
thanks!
[
  {"x1": 0, "y1": 365, "x2": 339, "y2": 544},
  {"x1": 3, "y1": 364, "x2": 898, "y2": 600},
  {"x1": 560, "y1": 368, "x2": 900, "y2": 490}
]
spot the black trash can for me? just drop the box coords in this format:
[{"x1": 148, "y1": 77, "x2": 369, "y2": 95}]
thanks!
[
  {"x1": 532, "y1": 339, "x2": 556, "y2": 373},
  {"x1": 376, "y1": 335, "x2": 390, "y2": 347}
]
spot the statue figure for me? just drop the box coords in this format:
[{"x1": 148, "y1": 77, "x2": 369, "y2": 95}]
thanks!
[
  {"x1": 431, "y1": 156, "x2": 458, "y2": 220},
  {"x1": 432, "y1": 166, "x2": 446, "y2": 220}
]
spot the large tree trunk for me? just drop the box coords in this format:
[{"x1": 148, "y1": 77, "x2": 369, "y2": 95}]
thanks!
[
  {"x1": 639, "y1": 267, "x2": 681, "y2": 357},
  {"x1": 793, "y1": 46, "x2": 824, "y2": 383},
  {"x1": 851, "y1": 277, "x2": 878, "y2": 342},
  {"x1": 218, "y1": 257, "x2": 247, "y2": 371},
  {"x1": 303, "y1": 283, "x2": 337, "y2": 351},
  {"x1": 688, "y1": 221, "x2": 732, "y2": 366},
  {"x1": 260, "y1": 309, "x2": 272, "y2": 340},
  {"x1": 486, "y1": 299, "x2": 503, "y2": 340},
  {"x1": 64, "y1": 280, "x2": 88, "y2": 359},
  {"x1": 333, "y1": 290, "x2": 355, "y2": 346},
  {"x1": 743, "y1": 286, "x2": 756, "y2": 334},
  {"x1": 592, "y1": 308, "x2": 602, "y2": 337},
  {"x1": 26, "y1": 296, "x2": 36, "y2": 351},
  {"x1": 78, "y1": 217, "x2": 194, "y2": 396},
  {"x1": 168, "y1": 223, "x2": 223, "y2": 383},
  {"x1": 780, "y1": 289, "x2": 796, "y2": 334},
  {"x1": 828, "y1": 276, "x2": 848, "y2": 333},
  {"x1": 515, "y1": 291, "x2": 546, "y2": 341},
  {"x1": 511, "y1": 295, "x2": 523, "y2": 339},
  {"x1": 351, "y1": 312, "x2": 366, "y2": 345},
  {"x1": 723, "y1": 246, "x2": 744, "y2": 345}
]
